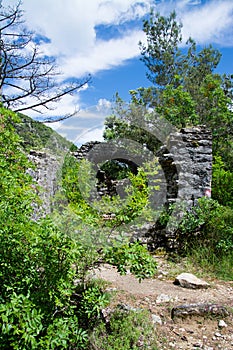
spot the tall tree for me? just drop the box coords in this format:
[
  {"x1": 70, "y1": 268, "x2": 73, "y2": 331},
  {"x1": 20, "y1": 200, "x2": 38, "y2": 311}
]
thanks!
[
  {"x1": 104, "y1": 11, "x2": 233, "y2": 167},
  {"x1": 0, "y1": 1, "x2": 90, "y2": 122},
  {"x1": 139, "y1": 11, "x2": 222, "y2": 93},
  {"x1": 139, "y1": 11, "x2": 183, "y2": 87}
]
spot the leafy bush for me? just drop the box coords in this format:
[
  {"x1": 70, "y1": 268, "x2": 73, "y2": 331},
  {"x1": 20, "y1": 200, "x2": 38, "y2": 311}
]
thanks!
[
  {"x1": 0, "y1": 214, "x2": 92, "y2": 349},
  {"x1": 174, "y1": 198, "x2": 233, "y2": 279},
  {"x1": 0, "y1": 107, "x2": 158, "y2": 348},
  {"x1": 61, "y1": 154, "x2": 160, "y2": 230},
  {"x1": 77, "y1": 284, "x2": 110, "y2": 328},
  {"x1": 89, "y1": 309, "x2": 158, "y2": 350},
  {"x1": 212, "y1": 156, "x2": 233, "y2": 208},
  {"x1": 105, "y1": 242, "x2": 157, "y2": 281}
]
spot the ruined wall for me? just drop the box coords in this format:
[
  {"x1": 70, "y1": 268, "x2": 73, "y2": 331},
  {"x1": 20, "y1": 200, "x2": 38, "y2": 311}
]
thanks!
[
  {"x1": 28, "y1": 150, "x2": 64, "y2": 219},
  {"x1": 29, "y1": 126, "x2": 212, "y2": 250},
  {"x1": 73, "y1": 126, "x2": 212, "y2": 251},
  {"x1": 74, "y1": 126, "x2": 212, "y2": 205},
  {"x1": 159, "y1": 126, "x2": 212, "y2": 204}
]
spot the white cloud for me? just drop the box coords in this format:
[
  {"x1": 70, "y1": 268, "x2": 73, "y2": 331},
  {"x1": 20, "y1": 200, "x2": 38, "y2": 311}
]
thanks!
[
  {"x1": 10, "y1": 0, "x2": 231, "y2": 81},
  {"x1": 3, "y1": 0, "x2": 152, "y2": 120},
  {"x1": 47, "y1": 99, "x2": 112, "y2": 144},
  {"x1": 2, "y1": 0, "x2": 233, "y2": 127},
  {"x1": 5, "y1": 0, "x2": 233, "y2": 78},
  {"x1": 9, "y1": 0, "x2": 152, "y2": 57},
  {"x1": 62, "y1": 29, "x2": 146, "y2": 77},
  {"x1": 74, "y1": 126, "x2": 105, "y2": 146},
  {"x1": 97, "y1": 98, "x2": 112, "y2": 110},
  {"x1": 153, "y1": 0, "x2": 233, "y2": 46},
  {"x1": 95, "y1": 0, "x2": 152, "y2": 25},
  {"x1": 17, "y1": 0, "x2": 152, "y2": 79},
  {"x1": 180, "y1": 0, "x2": 233, "y2": 45}
]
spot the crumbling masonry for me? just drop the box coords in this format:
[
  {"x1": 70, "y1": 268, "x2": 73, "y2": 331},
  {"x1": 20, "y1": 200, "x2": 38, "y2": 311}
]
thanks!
[{"x1": 29, "y1": 126, "x2": 212, "y2": 250}]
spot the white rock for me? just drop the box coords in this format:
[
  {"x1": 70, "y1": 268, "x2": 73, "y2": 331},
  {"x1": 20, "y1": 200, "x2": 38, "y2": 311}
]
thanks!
[
  {"x1": 218, "y1": 319, "x2": 228, "y2": 328},
  {"x1": 156, "y1": 293, "x2": 173, "y2": 303},
  {"x1": 214, "y1": 332, "x2": 223, "y2": 338},
  {"x1": 174, "y1": 273, "x2": 210, "y2": 289},
  {"x1": 151, "y1": 314, "x2": 162, "y2": 325},
  {"x1": 168, "y1": 342, "x2": 175, "y2": 348},
  {"x1": 178, "y1": 327, "x2": 186, "y2": 332}
]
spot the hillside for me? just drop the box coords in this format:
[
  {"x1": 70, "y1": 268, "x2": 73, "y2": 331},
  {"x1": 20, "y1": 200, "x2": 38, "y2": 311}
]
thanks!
[{"x1": 14, "y1": 113, "x2": 75, "y2": 154}]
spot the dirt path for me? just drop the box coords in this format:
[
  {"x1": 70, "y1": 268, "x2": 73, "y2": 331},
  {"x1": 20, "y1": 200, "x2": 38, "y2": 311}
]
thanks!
[{"x1": 93, "y1": 258, "x2": 233, "y2": 350}]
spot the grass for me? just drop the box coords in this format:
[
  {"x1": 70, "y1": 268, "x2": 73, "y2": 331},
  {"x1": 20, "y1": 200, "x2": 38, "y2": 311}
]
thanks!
[
  {"x1": 186, "y1": 247, "x2": 233, "y2": 281},
  {"x1": 153, "y1": 246, "x2": 233, "y2": 282}
]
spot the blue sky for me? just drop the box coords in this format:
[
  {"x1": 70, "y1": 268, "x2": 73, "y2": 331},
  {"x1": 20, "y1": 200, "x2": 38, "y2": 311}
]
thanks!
[{"x1": 5, "y1": 0, "x2": 233, "y2": 146}]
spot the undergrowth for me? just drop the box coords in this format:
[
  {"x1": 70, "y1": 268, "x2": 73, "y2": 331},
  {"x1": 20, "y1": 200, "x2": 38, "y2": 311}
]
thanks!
[
  {"x1": 173, "y1": 198, "x2": 233, "y2": 280},
  {"x1": 89, "y1": 309, "x2": 158, "y2": 350}
]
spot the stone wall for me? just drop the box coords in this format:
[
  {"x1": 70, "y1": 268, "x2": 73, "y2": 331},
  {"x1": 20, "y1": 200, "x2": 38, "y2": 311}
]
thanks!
[
  {"x1": 28, "y1": 126, "x2": 212, "y2": 250},
  {"x1": 73, "y1": 126, "x2": 212, "y2": 251},
  {"x1": 28, "y1": 150, "x2": 64, "y2": 220},
  {"x1": 159, "y1": 126, "x2": 212, "y2": 204},
  {"x1": 73, "y1": 126, "x2": 212, "y2": 206}
]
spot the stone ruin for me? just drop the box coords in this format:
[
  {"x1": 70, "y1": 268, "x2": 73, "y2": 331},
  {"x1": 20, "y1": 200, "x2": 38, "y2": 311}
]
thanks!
[
  {"x1": 73, "y1": 126, "x2": 212, "y2": 204},
  {"x1": 29, "y1": 126, "x2": 212, "y2": 251},
  {"x1": 27, "y1": 149, "x2": 64, "y2": 220},
  {"x1": 72, "y1": 126, "x2": 212, "y2": 250}
]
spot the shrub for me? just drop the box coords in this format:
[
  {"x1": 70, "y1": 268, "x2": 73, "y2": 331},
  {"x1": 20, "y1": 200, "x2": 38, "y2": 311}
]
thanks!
[
  {"x1": 212, "y1": 156, "x2": 233, "y2": 208},
  {"x1": 174, "y1": 197, "x2": 233, "y2": 279},
  {"x1": 105, "y1": 242, "x2": 157, "y2": 281},
  {"x1": 0, "y1": 107, "x2": 158, "y2": 348},
  {"x1": 89, "y1": 309, "x2": 158, "y2": 350}
]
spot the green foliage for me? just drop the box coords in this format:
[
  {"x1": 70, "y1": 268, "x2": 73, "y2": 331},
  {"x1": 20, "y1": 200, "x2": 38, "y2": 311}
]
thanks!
[
  {"x1": 139, "y1": 10, "x2": 183, "y2": 87},
  {"x1": 155, "y1": 84, "x2": 198, "y2": 128},
  {"x1": 0, "y1": 294, "x2": 44, "y2": 349},
  {"x1": 212, "y1": 156, "x2": 233, "y2": 208},
  {"x1": 0, "y1": 109, "x2": 36, "y2": 220},
  {"x1": 104, "y1": 242, "x2": 157, "y2": 281},
  {"x1": 60, "y1": 152, "x2": 160, "y2": 230},
  {"x1": 100, "y1": 160, "x2": 132, "y2": 180},
  {"x1": 39, "y1": 316, "x2": 88, "y2": 350},
  {"x1": 101, "y1": 167, "x2": 150, "y2": 227},
  {"x1": 89, "y1": 309, "x2": 158, "y2": 350},
  {"x1": 174, "y1": 198, "x2": 233, "y2": 279},
  {"x1": 14, "y1": 113, "x2": 72, "y2": 153},
  {"x1": 0, "y1": 292, "x2": 89, "y2": 349},
  {"x1": 183, "y1": 44, "x2": 222, "y2": 115},
  {"x1": 0, "y1": 108, "x2": 89, "y2": 348},
  {"x1": 0, "y1": 107, "x2": 159, "y2": 348},
  {"x1": 103, "y1": 98, "x2": 162, "y2": 153},
  {"x1": 78, "y1": 284, "x2": 110, "y2": 327},
  {"x1": 61, "y1": 153, "x2": 84, "y2": 203},
  {"x1": 198, "y1": 75, "x2": 233, "y2": 159},
  {"x1": 0, "y1": 214, "x2": 90, "y2": 348},
  {"x1": 140, "y1": 10, "x2": 221, "y2": 92}
]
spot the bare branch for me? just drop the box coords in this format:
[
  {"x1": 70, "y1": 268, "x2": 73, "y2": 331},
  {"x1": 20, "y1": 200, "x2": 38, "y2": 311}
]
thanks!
[
  {"x1": 14, "y1": 78, "x2": 90, "y2": 112},
  {"x1": 0, "y1": 1, "x2": 91, "y2": 121},
  {"x1": 43, "y1": 109, "x2": 80, "y2": 123}
]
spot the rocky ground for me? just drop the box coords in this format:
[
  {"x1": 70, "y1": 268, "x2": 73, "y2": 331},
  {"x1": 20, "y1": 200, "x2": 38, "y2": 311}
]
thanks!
[{"x1": 93, "y1": 257, "x2": 233, "y2": 350}]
